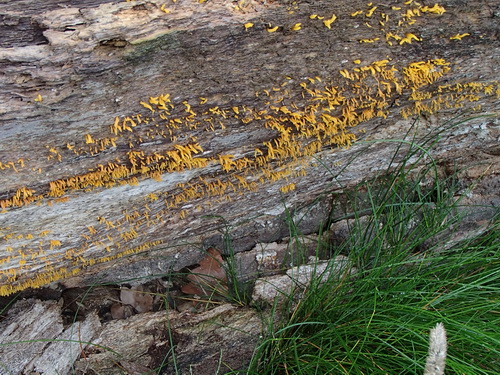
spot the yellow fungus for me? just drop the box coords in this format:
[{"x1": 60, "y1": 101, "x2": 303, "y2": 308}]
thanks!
[
  {"x1": 160, "y1": 4, "x2": 170, "y2": 13},
  {"x1": 267, "y1": 26, "x2": 279, "y2": 33},
  {"x1": 420, "y1": 4, "x2": 446, "y2": 15},
  {"x1": 3, "y1": 51, "x2": 496, "y2": 296},
  {"x1": 34, "y1": 94, "x2": 43, "y2": 102},
  {"x1": 244, "y1": 22, "x2": 254, "y2": 30},
  {"x1": 450, "y1": 33, "x2": 470, "y2": 41},
  {"x1": 309, "y1": 14, "x2": 318, "y2": 19},
  {"x1": 291, "y1": 23, "x2": 302, "y2": 31},
  {"x1": 85, "y1": 134, "x2": 95, "y2": 144},
  {"x1": 399, "y1": 33, "x2": 422, "y2": 45},
  {"x1": 365, "y1": 6, "x2": 377, "y2": 17},
  {"x1": 140, "y1": 101, "x2": 155, "y2": 112},
  {"x1": 323, "y1": 14, "x2": 337, "y2": 29},
  {"x1": 280, "y1": 183, "x2": 296, "y2": 193},
  {"x1": 359, "y1": 38, "x2": 380, "y2": 43},
  {"x1": 218, "y1": 154, "x2": 236, "y2": 172},
  {"x1": 386, "y1": 32, "x2": 402, "y2": 42},
  {"x1": 49, "y1": 240, "x2": 62, "y2": 249}
]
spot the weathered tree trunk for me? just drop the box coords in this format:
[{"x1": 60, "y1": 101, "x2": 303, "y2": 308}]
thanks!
[{"x1": 0, "y1": 0, "x2": 499, "y2": 296}]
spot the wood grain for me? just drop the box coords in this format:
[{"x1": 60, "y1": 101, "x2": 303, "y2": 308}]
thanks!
[{"x1": 0, "y1": 0, "x2": 498, "y2": 295}]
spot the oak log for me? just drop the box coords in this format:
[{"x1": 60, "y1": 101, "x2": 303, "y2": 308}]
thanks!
[{"x1": 0, "y1": 0, "x2": 499, "y2": 295}]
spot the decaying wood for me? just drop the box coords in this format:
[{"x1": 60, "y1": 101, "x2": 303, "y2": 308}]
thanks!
[
  {"x1": 0, "y1": 0, "x2": 499, "y2": 296},
  {"x1": 0, "y1": 299, "x2": 101, "y2": 374},
  {"x1": 0, "y1": 297, "x2": 262, "y2": 374}
]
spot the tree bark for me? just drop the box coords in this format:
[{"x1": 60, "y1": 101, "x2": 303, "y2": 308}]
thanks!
[{"x1": 0, "y1": 0, "x2": 499, "y2": 295}]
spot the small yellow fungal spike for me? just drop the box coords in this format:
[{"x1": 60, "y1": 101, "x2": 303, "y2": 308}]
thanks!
[
  {"x1": 420, "y1": 4, "x2": 446, "y2": 15},
  {"x1": 450, "y1": 33, "x2": 470, "y2": 40},
  {"x1": 218, "y1": 154, "x2": 236, "y2": 172},
  {"x1": 160, "y1": 4, "x2": 170, "y2": 13},
  {"x1": 309, "y1": 14, "x2": 318, "y2": 19},
  {"x1": 280, "y1": 183, "x2": 296, "y2": 193},
  {"x1": 147, "y1": 193, "x2": 159, "y2": 201},
  {"x1": 267, "y1": 26, "x2": 279, "y2": 32},
  {"x1": 339, "y1": 70, "x2": 351, "y2": 79},
  {"x1": 244, "y1": 22, "x2": 254, "y2": 30},
  {"x1": 359, "y1": 38, "x2": 379, "y2": 43},
  {"x1": 399, "y1": 33, "x2": 422, "y2": 45},
  {"x1": 34, "y1": 94, "x2": 43, "y2": 102},
  {"x1": 351, "y1": 10, "x2": 363, "y2": 17},
  {"x1": 365, "y1": 6, "x2": 377, "y2": 17},
  {"x1": 291, "y1": 23, "x2": 302, "y2": 31},
  {"x1": 49, "y1": 240, "x2": 61, "y2": 249},
  {"x1": 386, "y1": 32, "x2": 402, "y2": 41},
  {"x1": 353, "y1": 59, "x2": 361, "y2": 64},
  {"x1": 323, "y1": 14, "x2": 337, "y2": 29},
  {"x1": 85, "y1": 134, "x2": 95, "y2": 144},
  {"x1": 140, "y1": 101, "x2": 155, "y2": 112},
  {"x1": 182, "y1": 101, "x2": 192, "y2": 112}
]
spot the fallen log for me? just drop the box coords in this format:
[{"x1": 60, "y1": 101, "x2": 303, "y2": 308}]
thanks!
[{"x1": 0, "y1": 0, "x2": 498, "y2": 295}]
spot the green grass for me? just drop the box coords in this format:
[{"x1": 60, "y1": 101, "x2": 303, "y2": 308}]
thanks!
[
  {"x1": 244, "y1": 118, "x2": 499, "y2": 374},
  {"x1": 247, "y1": 222, "x2": 499, "y2": 374}
]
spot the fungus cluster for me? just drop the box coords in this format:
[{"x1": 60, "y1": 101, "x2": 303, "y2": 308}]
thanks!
[
  {"x1": 240, "y1": 0, "x2": 447, "y2": 45},
  {"x1": 0, "y1": 0, "x2": 498, "y2": 295}
]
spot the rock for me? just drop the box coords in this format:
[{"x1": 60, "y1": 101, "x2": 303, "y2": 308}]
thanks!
[{"x1": 252, "y1": 255, "x2": 353, "y2": 305}]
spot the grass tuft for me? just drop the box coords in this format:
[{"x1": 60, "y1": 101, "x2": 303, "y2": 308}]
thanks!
[{"x1": 247, "y1": 121, "x2": 499, "y2": 374}]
